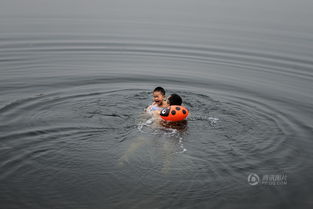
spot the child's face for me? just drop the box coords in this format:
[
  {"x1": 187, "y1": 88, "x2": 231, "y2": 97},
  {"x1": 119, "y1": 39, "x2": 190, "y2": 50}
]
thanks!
[{"x1": 153, "y1": 91, "x2": 165, "y2": 106}]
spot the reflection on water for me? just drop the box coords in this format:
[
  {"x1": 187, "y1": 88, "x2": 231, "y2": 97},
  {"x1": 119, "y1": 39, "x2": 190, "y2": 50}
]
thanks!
[{"x1": 1, "y1": 0, "x2": 313, "y2": 208}]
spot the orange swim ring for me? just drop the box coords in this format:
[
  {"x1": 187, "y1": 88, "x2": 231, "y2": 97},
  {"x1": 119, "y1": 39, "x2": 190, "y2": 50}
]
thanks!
[{"x1": 160, "y1": 105, "x2": 189, "y2": 122}]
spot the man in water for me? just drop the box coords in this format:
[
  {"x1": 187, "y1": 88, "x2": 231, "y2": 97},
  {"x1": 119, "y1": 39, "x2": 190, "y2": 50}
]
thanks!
[{"x1": 167, "y1": 94, "x2": 182, "y2": 106}]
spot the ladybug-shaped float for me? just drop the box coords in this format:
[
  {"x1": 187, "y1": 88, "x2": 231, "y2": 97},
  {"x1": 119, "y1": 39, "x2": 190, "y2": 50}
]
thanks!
[{"x1": 160, "y1": 105, "x2": 189, "y2": 122}]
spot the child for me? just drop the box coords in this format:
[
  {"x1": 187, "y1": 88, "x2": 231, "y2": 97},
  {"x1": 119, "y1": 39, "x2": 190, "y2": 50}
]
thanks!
[
  {"x1": 150, "y1": 93, "x2": 184, "y2": 121},
  {"x1": 146, "y1": 87, "x2": 168, "y2": 112},
  {"x1": 166, "y1": 94, "x2": 182, "y2": 106}
]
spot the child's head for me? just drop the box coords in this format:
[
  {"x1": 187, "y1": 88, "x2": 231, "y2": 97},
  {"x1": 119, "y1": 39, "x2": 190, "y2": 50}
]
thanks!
[
  {"x1": 153, "y1": 86, "x2": 166, "y2": 106},
  {"x1": 167, "y1": 94, "x2": 182, "y2": 106}
]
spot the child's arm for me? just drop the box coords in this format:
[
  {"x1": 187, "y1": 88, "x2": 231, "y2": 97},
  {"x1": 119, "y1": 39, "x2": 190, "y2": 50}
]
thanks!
[{"x1": 145, "y1": 105, "x2": 152, "y2": 112}]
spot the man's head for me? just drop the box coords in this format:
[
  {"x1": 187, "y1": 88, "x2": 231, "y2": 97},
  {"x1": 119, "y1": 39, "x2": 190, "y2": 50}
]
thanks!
[
  {"x1": 167, "y1": 94, "x2": 182, "y2": 106},
  {"x1": 153, "y1": 87, "x2": 166, "y2": 106}
]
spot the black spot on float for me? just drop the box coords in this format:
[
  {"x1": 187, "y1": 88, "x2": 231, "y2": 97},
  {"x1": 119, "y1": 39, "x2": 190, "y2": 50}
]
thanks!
[
  {"x1": 171, "y1": 110, "x2": 176, "y2": 115},
  {"x1": 175, "y1": 107, "x2": 181, "y2": 110},
  {"x1": 182, "y1": 109, "x2": 187, "y2": 114}
]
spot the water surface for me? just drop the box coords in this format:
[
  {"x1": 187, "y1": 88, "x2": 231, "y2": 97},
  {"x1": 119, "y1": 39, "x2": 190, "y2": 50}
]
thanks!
[{"x1": 0, "y1": 0, "x2": 313, "y2": 208}]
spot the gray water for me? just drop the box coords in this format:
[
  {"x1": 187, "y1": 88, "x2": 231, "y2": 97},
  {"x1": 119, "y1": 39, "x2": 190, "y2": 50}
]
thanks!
[{"x1": 1, "y1": 0, "x2": 313, "y2": 208}]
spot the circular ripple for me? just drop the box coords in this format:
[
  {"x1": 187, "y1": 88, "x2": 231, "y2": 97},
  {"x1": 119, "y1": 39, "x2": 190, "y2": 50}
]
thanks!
[
  {"x1": 0, "y1": 77, "x2": 311, "y2": 209},
  {"x1": 1, "y1": 16, "x2": 313, "y2": 208}
]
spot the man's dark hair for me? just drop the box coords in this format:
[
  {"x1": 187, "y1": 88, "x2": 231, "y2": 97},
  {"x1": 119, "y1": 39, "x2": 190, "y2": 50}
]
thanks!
[
  {"x1": 153, "y1": 87, "x2": 165, "y2": 95},
  {"x1": 168, "y1": 94, "x2": 182, "y2": 105}
]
